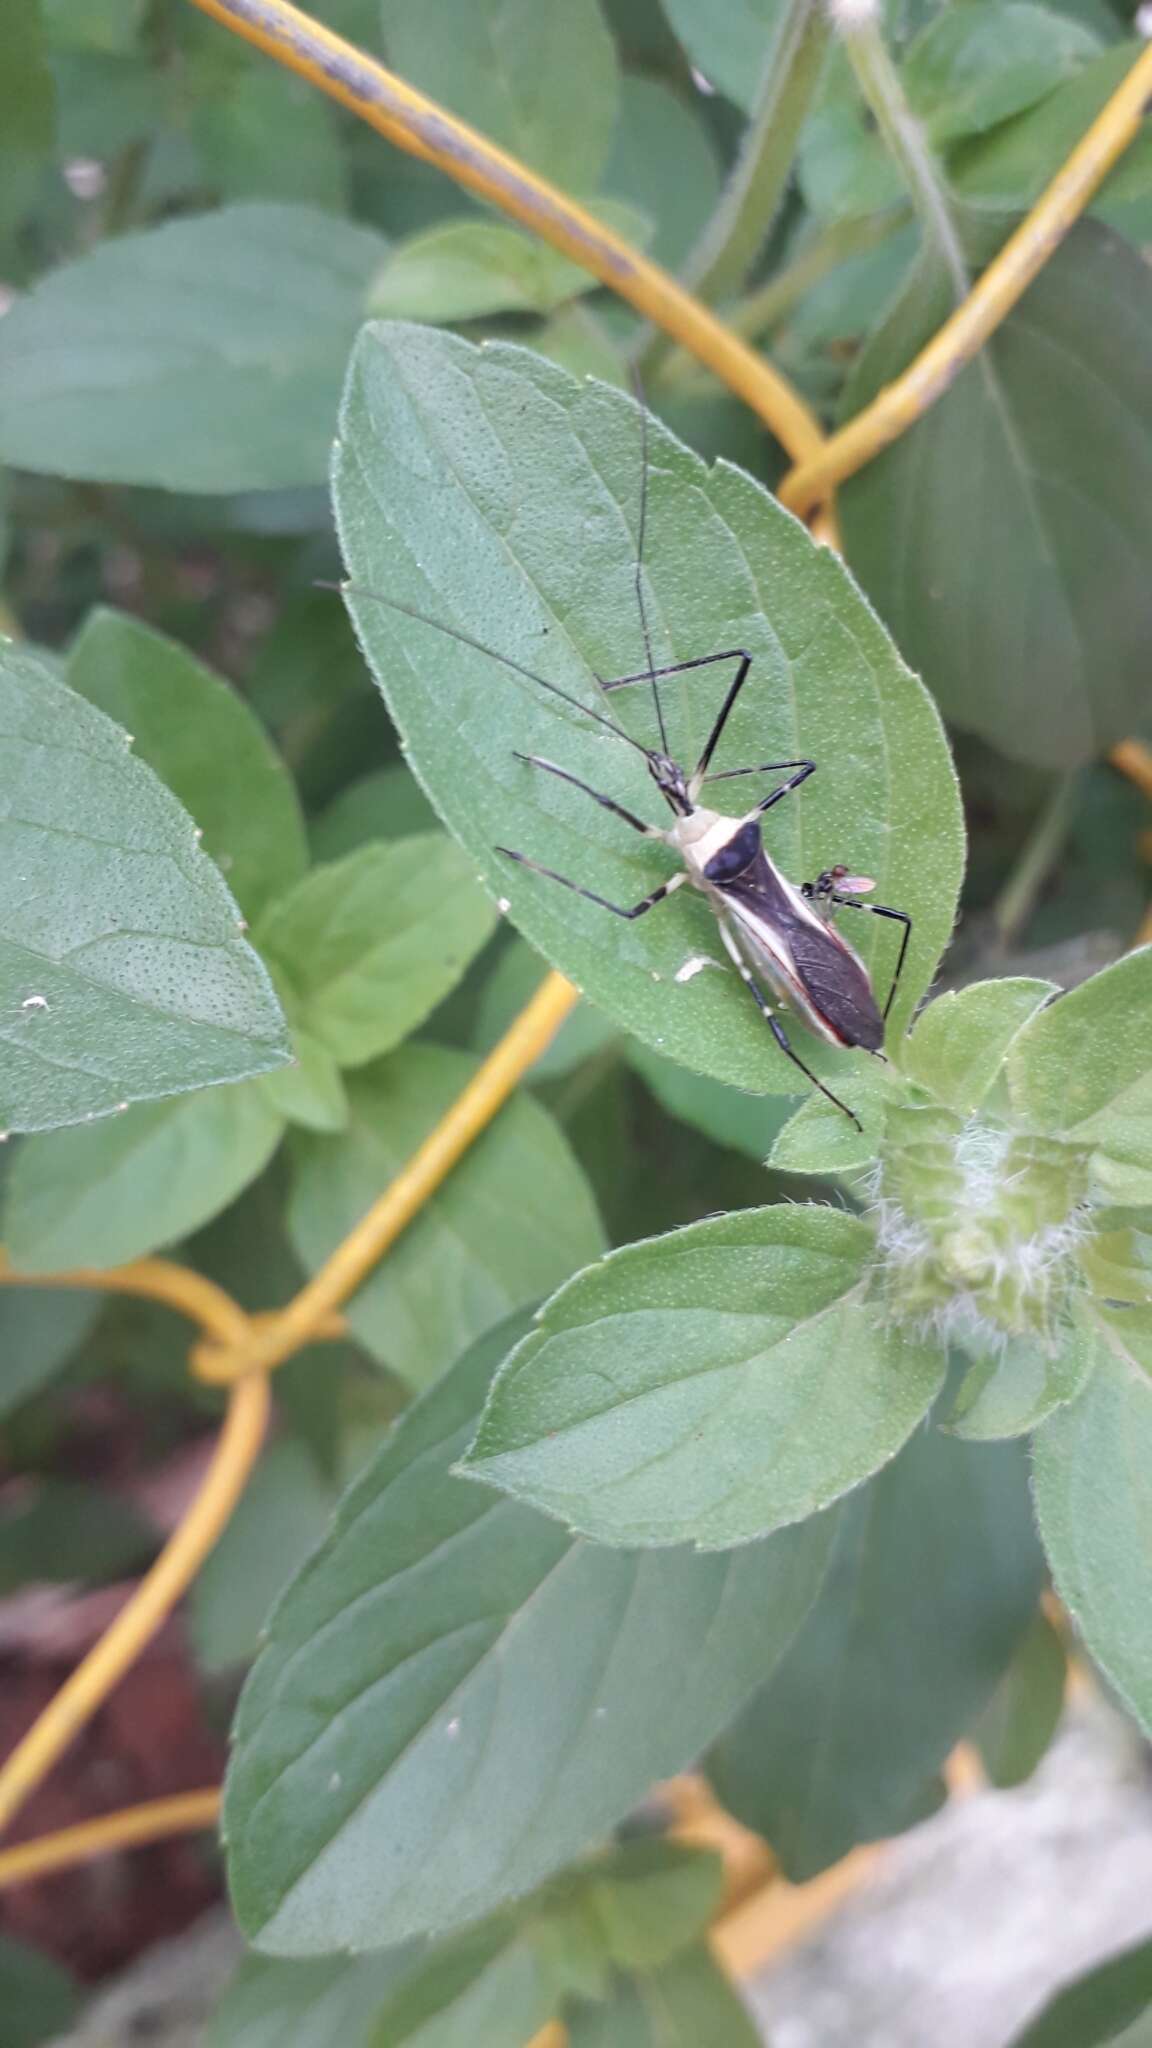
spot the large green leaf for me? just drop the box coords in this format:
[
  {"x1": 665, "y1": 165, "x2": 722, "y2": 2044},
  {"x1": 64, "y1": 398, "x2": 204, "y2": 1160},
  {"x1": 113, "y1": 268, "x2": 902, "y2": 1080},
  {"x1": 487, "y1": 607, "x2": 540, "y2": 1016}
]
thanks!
[
  {"x1": 707, "y1": 1426, "x2": 1044, "y2": 1877},
  {"x1": 461, "y1": 1206, "x2": 946, "y2": 1549},
  {"x1": 67, "y1": 609, "x2": 308, "y2": 920},
  {"x1": 379, "y1": 0, "x2": 619, "y2": 192},
  {"x1": 658, "y1": 0, "x2": 784, "y2": 113},
  {"x1": 840, "y1": 222, "x2": 1152, "y2": 769},
  {"x1": 287, "y1": 1045, "x2": 604, "y2": 1386},
  {"x1": 0, "y1": 646, "x2": 288, "y2": 1133},
  {"x1": 1033, "y1": 1328, "x2": 1152, "y2": 1736},
  {"x1": 0, "y1": 205, "x2": 386, "y2": 490},
  {"x1": 224, "y1": 1316, "x2": 833, "y2": 1953},
  {"x1": 255, "y1": 836, "x2": 498, "y2": 1069},
  {"x1": 4, "y1": 1082, "x2": 284, "y2": 1270},
  {"x1": 1006, "y1": 949, "x2": 1152, "y2": 1182},
  {"x1": 334, "y1": 324, "x2": 963, "y2": 1097}
]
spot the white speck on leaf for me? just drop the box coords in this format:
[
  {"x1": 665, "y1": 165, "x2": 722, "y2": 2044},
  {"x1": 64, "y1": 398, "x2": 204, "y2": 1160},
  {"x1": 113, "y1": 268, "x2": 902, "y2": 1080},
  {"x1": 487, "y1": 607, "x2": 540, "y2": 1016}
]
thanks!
[
  {"x1": 445, "y1": 1717, "x2": 462, "y2": 1740},
  {"x1": 21, "y1": 995, "x2": 49, "y2": 1013}
]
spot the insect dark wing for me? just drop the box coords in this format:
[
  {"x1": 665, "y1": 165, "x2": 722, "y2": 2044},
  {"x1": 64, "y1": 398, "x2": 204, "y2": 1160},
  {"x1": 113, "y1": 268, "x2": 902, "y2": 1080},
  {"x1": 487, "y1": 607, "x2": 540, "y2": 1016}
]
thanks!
[{"x1": 721, "y1": 856, "x2": 885, "y2": 1052}]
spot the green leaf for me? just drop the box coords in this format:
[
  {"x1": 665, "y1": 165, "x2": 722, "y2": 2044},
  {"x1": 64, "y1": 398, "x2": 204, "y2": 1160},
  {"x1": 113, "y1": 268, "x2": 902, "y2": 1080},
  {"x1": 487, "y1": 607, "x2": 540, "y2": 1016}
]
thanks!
[
  {"x1": 258, "y1": 1016, "x2": 349, "y2": 1134},
  {"x1": 287, "y1": 1045, "x2": 604, "y2": 1386},
  {"x1": 379, "y1": 0, "x2": 619, "y2": 191},
  {"x1": 4, "y1": 1083, "x2": 284, "y2": 1270},
  {"x1": 255, "y1": 836, "x2": 498, "y2": 1070},
  {"x1": 189, "y1": 64, "x2": 348, "y2": 213},
  {"x1": 224, "y1": 1315, "x2": 833, "y2": 1952},
  {"x1": 0, "y1": 1284, "x2": 99, "y2": 1417},
  {"x1": 900, "y1": 977, "x2": 1057, "y2": 1114},
  {"x1": 461, "y1": 1205, "x2": 946, "y2": 1549},
  {"x1": 768, "y1": 1058, "x2": 894, "y2": 1175},
  {"x1": 954, "y1": 44, "x2": 1152, "y2": 238},
  {"x1": 209, "y1": 1950, "x2": 417, "y2": 2048},
  {"x1": 0, "y1": 1935, "x2": 78, "y2": 2048},
  {"x1": 0, "y1": 646, "x2": 289, "y2": 1133},
  {"x1": 944, "y1": 1306, "x2": 1102, "y2": 1442},
  {"x1": 1009, "y1": 1933, "x2": 1152, "y2": 2047},
  {"x1": 799, "y1": 100, "x2": 907, "y2": 224},
  {"x1": 0, "y1": 1478, "x2": 152, "y2": 1593},
  {"x1": 309, "y1": 767, "x2": 438, "y2": 863},
  {"x1": 629, "y1": 1042, "x2": 793, "y2": 1160},
  {"x1": 474, "y1": 937, "x2": 620, "y2": 1080},
  {"x1": 659, "y1": 0, "x2": 785, "y2": 114},
  {"x1": 567, "y1": 1947, "x2": 761, "y2": 2048},
  {"x1": 0, "y1": 204, "x2": 387, "y2": 490},
  {"x1": 568, "y1": 1841, "x2": 722, "y2": 1974},
  {"x1": 1006, "y1": 950, "x2": 1152, "y2": 1177},
  {"x1": 840, "y1": 221, "x2": 1152, "y2": 769},
  {"x1": 972, "y1": 1609, "x2": 1066, "y2": 1791},
  {"x1": 0, "y1": 0, "x2": 55, "y2": 246},
  {"x1": 334, "y1": 324, "x2": 964, "y2": 1097},
  {"x1": 603, "y1": 75, "x2": 722, "y2": 270},
  {"x1": 1033, "y1": 1323, "x2": 1152, "y2": 1734},
  {"x1": 67, "y1": 609, "x2": 308, "y2": 920},
  {"x1": 903, "y1": 2, "x2": 1098, "y2": 148},
  {"x1": 191, "y1": 1441, "x2": 337, "y2": 1675},
  {"x1": 368, "y1": 213, "x2": 644, "y2": 324},
  {"x1": 707, "y1": 1427, "x2": 1044, "y2": 1877}
]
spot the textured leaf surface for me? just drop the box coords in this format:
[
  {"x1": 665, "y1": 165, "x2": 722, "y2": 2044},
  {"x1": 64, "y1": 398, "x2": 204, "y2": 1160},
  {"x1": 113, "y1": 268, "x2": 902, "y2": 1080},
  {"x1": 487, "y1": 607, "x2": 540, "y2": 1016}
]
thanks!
[
  {"x1": 900, "y1": 977, "x2": 1056, "y2": 1113},
  {"x1": 334, "y1": 324, "x2": 963, "y2": 1096},
  {"x1": 224, "y1": 1317, "x2": 833, "y2": 1952},
  {"x1": 1033, "y1": 1329, "x2": 1152, "y2": 1735},
  {"x1": 708, "y1": 1426, "x2": 1043, "y2": 1876},
  {"x1": 1006, "y1": 949, "x2": 1152, "y2": 1176},
  {"x1": 287, "y1": 1046, "x2": 604, "y2": 1386},
  {"x1": 4, "y1": 1083, "x2": 284, "y2": 1271},
  {"x1": 0, "y1": 646, "x2": 288, "y2": 1132},
  {"x1": 945, "y1": 1310, "x2": 1101, "y2": 1442},
  {"x1": 840, "y1": 223, "x2": 1152, "y2": 768},
  {"x1": 0, "y1": 204, "x2": 386, "y2": 490},
  {"x1": 255, "y1": 836, "x2": 497, "y2": 1068},
  {"x1": 462, "y1": 1206, "x2": 946, "y2": 1549},
  {"x1": 67, "y1": 609, "x2": 307, "y2": 919},
  {"x1": 379, "y1": 0, "x2": 619, "y2": 191}
]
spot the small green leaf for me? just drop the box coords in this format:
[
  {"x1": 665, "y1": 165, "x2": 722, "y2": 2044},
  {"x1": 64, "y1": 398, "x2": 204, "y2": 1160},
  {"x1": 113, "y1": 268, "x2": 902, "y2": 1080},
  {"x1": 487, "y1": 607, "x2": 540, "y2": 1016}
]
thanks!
[
  {"x1": 567, "y1": 1947, "x2": 761, "y2": 2048},
  {"x1": 1008, "y1": 1931, "x2": 1152, "y2": 2047},
  {"x1": 379, "y1": 0, "x2": 619, "y2": 192},
  {"x1": 258, "y1": 1021, "x2": 349, "y2": 1134},
  {"x1": 572, "y1": 1841, "x2": 722, "y2": 1974},
  {"x1": 189, "y1": 63, "x2": 348, "y2": 212},
  {"x1": 1006, "y1": 949, "x2": 1152, "y2": 1176},
  {"x1": 224, "y1": 1315, "x2": 833, "y2": 1952},
  {"x1": 67, "y1": 609, "x2": 308, "y2": 920},
  {"x1": 944, "y1": 1307, "x2": 1101, "y2": 1441},
  {"x1": 1033, "y1": 1323, "x2": 1152, "y2": 1735},
  {"x1": 462, "y1": 1206, "x2": 946, "y2": 1549},
  {"x1": 287, "y1": 1046, "x2": 604, "y2": 1385},
  {"x1": 0, "y1": 1935, "x2": 78, "y2": 2048},
  {"x1": 629, "y1": 1043, "x2": 794, "y2": 1160},
  {"x1": 903, "y1": 2, "x2": 1098, "y2": 148},
  {"x1": 901, "y1": 977, "x2": 1057, "y2": 1113},
  {"x1": 4, "y1": 1083, "x2": 284, "y2": 1271},
  {"x1": 1080, "y1": 1219, "x2": 1152, "y2": 1306},
  {"x1": 310, "y1": 766, "x2": 438, "y2": 862},
  {"x1": 369, "y1": 213, "x2": 644, "y2": 324},
  {"x1": 972, "y1": 1610, "x2": 1066, "y2": 1791},
  {"x1": 0, "y1": 646, "x2": 289, "y2": 1133},
  {"x1": 0, "y1": 1285, "x2": 99, "y2": 1418},
  {"x1": 0, "y1": 204, "x2": 387, "y2": 490},
  {"x1": 768, "y1": 1058, "x2": 894, "y2": 1175},
  {"x1": 256, "y1": 836, "x2": 497, "y2": 1070},
  {"x1": 841, "y1": 222, "x2": 1152, "y2": 769},
  {"x1": 955, "y1": 44, "x2": 1152, "y2": 238},
  {"x1": 659, "y1": 0, "x2": 785, "y2": 114},
  {"x1": 0, "y1": 1479, "x2": 153, "y2": 1594},
  {"x1": 707, "y1": 1427, "x2": 1043, "y2": 1877},
  {"x1": 334, "y1": 324, "x2": 963, "y2": 1096}
]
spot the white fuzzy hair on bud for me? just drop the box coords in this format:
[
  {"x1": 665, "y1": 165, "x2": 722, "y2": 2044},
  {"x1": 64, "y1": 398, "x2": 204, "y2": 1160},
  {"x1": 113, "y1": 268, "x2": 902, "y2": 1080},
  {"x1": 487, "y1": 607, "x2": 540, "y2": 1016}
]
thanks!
[{"x1": 826, "y1": 0, "x2": 882, "y2": 29}]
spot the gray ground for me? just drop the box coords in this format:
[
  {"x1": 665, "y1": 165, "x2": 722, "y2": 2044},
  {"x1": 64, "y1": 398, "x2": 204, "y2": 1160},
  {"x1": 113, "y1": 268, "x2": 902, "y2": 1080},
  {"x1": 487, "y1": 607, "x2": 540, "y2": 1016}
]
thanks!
[{"x1": 55, "y1": 1698, "x2": 1152, "y2": 2047}]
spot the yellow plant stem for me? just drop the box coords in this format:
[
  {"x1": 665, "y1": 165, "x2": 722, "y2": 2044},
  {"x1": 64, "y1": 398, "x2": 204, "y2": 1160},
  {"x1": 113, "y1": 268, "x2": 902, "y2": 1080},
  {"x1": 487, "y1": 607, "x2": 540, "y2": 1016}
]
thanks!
[
  {"x1": 0, "y1": 1790, "x2": 221, "y2": 1890},
  {"x1": 0, "y1": 1371, "x2": 270, "y2": 1836},
  {"x1": 182, "y1": 0, "x2": 824, "y2": 468},
  {"x1": 0, "y1": 1250, "x2": 251, "y2": 1347},
  {"x1": 193, "y1": 969, "x2": 580, "y2": 1384},
  {"x1": 779, "y1": 40, "x2": 1152, "y2": 517}
]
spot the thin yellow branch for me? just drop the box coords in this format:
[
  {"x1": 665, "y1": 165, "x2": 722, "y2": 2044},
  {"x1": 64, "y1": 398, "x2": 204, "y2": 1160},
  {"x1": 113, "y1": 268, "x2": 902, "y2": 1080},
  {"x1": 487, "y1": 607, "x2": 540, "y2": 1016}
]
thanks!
[
  {"x1": 0, "y1": 1373, "x2": 269, "y2": 1836},
  {"x1": 0, "y1": 1250, "x2": 251, "y2": 1347},
  {"x1": 779, "y1": 41, "x2": 1152, "y2": 516},
  {"x1": 0, "y1": 1790, "x2": 221, "y2": 1890},
  {"x1": 182, "y1": 0, "x2": 824, "y2": 467},
  {"x1": 192, "y1": 968, "x2": 581, "y2": 1384}
]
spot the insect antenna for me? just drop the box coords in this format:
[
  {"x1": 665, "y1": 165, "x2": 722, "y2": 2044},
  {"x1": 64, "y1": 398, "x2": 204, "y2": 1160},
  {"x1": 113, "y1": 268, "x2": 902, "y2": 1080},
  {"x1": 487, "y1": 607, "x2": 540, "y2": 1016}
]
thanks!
[
  {"x1": 629, "y1": 372, "x2": 670, "y2": 757},
  {"x1": 316, "y1": 579, "x2": 656, "y2": 760}
]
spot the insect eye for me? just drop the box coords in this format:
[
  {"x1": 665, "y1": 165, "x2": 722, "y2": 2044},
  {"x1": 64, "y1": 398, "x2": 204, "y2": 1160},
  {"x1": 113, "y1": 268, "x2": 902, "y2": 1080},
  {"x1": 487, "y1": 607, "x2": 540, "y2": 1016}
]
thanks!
[{"x1": 704, "y1": 819, "x2": 761, "y2": 882}]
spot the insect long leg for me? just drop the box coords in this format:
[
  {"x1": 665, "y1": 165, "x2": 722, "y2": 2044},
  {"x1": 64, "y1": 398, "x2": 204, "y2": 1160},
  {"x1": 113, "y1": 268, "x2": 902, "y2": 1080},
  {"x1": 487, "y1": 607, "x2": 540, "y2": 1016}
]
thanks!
[
  {"x1": 717, "y1": 920, "x2": 862, "y2": 1129},
  {"x1": 497, "y1": 849, "x2": 686, "y2": 921},
  {"x1": 827, "y1": 895, "x2": 913, "y2": 1019},
  {"x1": 512, "y1": 753, "x2": 657, "y2": 837},
  {"x1": 750, "y1": 761, "x2": 817, "y2": 816}
]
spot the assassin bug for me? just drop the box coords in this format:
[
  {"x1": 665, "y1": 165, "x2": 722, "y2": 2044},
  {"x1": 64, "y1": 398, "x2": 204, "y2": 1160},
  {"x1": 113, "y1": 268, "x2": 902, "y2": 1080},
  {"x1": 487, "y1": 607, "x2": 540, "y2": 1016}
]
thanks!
[{"x1": 332, "y1": 399, "x2": 910, "y2": 1129}]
